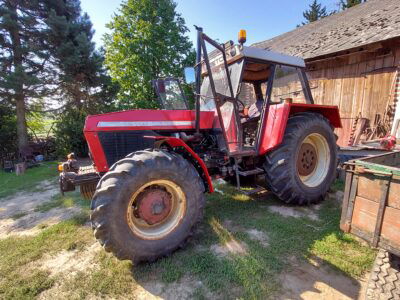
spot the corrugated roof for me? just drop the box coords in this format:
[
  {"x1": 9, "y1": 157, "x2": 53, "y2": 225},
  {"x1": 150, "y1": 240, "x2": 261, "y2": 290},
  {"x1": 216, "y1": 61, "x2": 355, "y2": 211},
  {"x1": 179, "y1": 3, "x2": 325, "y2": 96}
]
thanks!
[{"x1": 252, "y1": 0, "x2": 400, "y2": 60}]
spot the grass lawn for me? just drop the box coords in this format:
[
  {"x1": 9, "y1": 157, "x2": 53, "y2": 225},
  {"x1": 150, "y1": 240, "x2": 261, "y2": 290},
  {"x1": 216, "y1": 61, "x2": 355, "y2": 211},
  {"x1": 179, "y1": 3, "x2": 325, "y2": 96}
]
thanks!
[
  {"x1": 0, "y1": 162, "x2": 59, "y2": 199},
  {"x1": 0, "y1": 177, "x2": 376, "y2": 299}
]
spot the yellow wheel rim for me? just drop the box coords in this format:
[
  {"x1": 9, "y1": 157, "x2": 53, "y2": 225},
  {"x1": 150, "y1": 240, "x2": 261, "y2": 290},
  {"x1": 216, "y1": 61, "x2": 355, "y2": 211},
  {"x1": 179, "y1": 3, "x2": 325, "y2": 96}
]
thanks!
[
  {"x1": 297, "y1": 133, "x2": 331, "y2": 187},
  {"x1": 127, "y1": 180, "x2": 186, "y2": 240}
]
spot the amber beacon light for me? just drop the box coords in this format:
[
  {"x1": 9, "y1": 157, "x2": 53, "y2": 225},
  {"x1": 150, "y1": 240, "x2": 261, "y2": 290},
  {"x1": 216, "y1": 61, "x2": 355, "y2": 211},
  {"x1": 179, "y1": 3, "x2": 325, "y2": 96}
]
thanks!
[{"x1": 238, "y1": 29, "x2": 246, "y2": 45}]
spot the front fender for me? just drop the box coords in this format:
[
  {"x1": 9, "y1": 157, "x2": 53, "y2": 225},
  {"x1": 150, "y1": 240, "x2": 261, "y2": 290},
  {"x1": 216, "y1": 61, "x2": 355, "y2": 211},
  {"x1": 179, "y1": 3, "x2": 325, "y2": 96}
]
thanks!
[{"x1": 147, "y1": 136, "x2": 214, "y2": 193}]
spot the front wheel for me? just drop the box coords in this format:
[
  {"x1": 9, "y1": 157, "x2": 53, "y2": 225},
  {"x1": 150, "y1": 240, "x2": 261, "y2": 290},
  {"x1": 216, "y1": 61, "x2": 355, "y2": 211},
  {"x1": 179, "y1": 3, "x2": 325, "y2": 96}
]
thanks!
[
  {"x1": 90, "y1": 149, "x2": 205, "y2": 263},
  {"x1": 264, "y1": 112, "x2": 338, "y2": 205}
]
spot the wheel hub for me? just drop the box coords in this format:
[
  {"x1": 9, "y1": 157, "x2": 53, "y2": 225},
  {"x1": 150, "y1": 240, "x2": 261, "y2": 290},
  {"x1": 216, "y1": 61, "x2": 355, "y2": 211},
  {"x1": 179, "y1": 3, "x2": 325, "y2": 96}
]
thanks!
[
  {"x1": 297, "y1": 143, "x2": 317, "y2": 176},
  {"x1": 136, "y1": 189, "x2": 172, "y2": 225}
]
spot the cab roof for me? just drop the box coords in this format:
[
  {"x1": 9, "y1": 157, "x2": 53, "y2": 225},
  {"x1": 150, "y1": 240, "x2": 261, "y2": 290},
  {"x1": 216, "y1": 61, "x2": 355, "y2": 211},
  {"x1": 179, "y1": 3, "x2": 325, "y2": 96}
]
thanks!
[{"x1": 241, "y1": 46, "x2": 306, "y2": 68}]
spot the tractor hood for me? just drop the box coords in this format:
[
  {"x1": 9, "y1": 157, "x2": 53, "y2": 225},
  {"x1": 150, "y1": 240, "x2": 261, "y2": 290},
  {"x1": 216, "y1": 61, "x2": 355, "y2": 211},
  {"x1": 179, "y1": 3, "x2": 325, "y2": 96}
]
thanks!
[{"x1": 84, "y1": 109, "x2": 215, "y2": 132}]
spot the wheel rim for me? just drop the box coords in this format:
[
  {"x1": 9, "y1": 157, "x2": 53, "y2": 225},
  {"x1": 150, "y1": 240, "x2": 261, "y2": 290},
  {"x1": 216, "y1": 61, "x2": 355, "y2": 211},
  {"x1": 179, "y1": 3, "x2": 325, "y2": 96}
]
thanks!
[
  {"x1": 296, "y1": 133, "x2": 331, "y2": 187},
  {"x1": 127, "y1": 180, "x2": 186, "y2": 240}
]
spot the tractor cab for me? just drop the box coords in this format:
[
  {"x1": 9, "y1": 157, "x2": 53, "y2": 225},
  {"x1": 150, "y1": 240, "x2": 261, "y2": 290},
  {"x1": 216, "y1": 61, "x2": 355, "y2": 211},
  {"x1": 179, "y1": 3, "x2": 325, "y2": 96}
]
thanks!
[
  {"x1": 198, "y1": 39, "x2": 315, "y2": 156},
  {"x1": 153, "y1": 28, "x2": 313, "y2": 156},
  {"x1": 153, "y1": 28, "x2": 316, "y2": 157}
]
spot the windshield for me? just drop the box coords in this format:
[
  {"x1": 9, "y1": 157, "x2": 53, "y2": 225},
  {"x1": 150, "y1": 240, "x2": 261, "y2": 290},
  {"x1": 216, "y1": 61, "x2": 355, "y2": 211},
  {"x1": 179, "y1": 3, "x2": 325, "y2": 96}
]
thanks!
[
  {"x1": 153, "y1": 78, "x2": 188, "y2": 110},
  {"x1": 200, "y1": 59, "x2": 243, "y2": 111}
]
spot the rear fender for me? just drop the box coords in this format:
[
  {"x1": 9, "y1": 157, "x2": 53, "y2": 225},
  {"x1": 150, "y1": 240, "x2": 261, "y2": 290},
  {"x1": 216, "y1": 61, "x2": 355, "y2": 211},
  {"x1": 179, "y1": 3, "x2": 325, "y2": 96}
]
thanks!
[
  {"x1": 258, "y1": 103, "x2": 341, "y2": 155},
  {"x1": 150, "y1": 136, "x2": 214, "y2": 193}
]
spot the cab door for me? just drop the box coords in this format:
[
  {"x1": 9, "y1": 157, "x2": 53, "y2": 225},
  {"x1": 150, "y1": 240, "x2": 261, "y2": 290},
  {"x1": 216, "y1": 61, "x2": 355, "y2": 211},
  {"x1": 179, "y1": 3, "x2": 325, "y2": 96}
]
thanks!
[{"x1": 200, "y1": 35, "x2": 243, "y2": 154}]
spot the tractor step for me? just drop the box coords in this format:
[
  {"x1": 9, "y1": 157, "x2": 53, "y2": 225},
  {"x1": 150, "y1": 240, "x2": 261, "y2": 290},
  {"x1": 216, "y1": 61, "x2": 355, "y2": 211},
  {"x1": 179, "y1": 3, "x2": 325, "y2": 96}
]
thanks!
[
  {"x1": 237, "y1": 168, "x2": 264, "y2": 176},
  {"x1": 239, "y1": 186, "x2": 266, "y2": 195}
]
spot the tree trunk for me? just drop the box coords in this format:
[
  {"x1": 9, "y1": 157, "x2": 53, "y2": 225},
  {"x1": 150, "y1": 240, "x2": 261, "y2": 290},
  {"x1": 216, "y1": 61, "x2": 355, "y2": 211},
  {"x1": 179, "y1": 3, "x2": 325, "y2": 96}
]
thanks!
[
  {"x1": 7, "y1": 1, "x2": 29, "y2": 154},
  {"x1": 15, "y1": 94, "x2": 29, "y2": 152}
]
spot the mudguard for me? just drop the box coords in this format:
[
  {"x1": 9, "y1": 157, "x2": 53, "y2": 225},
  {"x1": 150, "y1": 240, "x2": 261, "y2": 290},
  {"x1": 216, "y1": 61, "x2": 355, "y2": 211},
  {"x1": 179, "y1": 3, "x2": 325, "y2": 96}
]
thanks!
[
  {"x1": 150, "y1": 136, "x2": 214, "y2": 193},
  {"x1": 258, "y1": 103, "x2": 341, "y2": 155}
]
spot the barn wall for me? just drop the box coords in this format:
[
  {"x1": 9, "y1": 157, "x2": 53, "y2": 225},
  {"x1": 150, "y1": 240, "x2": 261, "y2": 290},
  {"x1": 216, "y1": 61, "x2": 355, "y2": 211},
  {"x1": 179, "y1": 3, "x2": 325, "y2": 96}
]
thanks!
[{"x1": 305, "y1": 44, "x2": 400, "y2": 146}]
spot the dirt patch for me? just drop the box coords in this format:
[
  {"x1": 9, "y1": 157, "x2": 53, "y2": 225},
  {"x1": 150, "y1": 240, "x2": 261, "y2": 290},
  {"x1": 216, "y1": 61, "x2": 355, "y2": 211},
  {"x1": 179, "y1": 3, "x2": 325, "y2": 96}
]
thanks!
[
  {"x1": 0, "y1": 180, "x2": 57, "y2": 218},
  {"x1": 38, "y1": 242, "x2": 101, "y2": 277},
  {"x1": 139, "y1": 275, "x2": 215, "y2": 300},
  {"x1": 0, "y1": 206, "x2": 82, "y2": 238},
  {"x1": 0, "y1": 180, "x2": 82, "y2": 238},
  {"x1": 280, "y1": 257, "x2": 367, "y2": 300},
  {"x1": 210, "y1": 239, "x2": 248, "y2": 258},
  {"x1": 222, "y1": 220, "x2": 269, "y2": 247},
  {"x1": 245, "y1": 228, "x2": 269, "y2": 247},
  {"x1": 222, "y1": 219, "x2": 242, "y2": 233},
  {"x1": 36, "y1": 243, "x2": 102, "y2": 299},
  {"x1": 268, "y1": 204, "x2": 321, "y2": 221}
]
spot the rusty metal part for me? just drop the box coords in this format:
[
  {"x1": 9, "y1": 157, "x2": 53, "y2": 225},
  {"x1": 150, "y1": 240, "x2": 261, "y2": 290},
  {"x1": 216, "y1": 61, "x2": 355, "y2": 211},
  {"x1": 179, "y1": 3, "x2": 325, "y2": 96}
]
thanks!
[
  {"x1": 127, "y1": 179, "x2": 186, "y2": 240},
  {"x1": 80, "y1": 183, "x2": 97, "y2": 200},
  {"x1": 136, "y1": 189, "x2": 172, "y2": 225},
  {"x1": 297, "y1": 143, "x2": 317, "y2": 176}
]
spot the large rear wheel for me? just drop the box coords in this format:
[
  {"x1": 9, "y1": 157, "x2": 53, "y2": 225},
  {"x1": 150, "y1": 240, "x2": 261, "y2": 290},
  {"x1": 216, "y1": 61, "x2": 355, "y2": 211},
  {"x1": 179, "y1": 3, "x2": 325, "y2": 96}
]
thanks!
[
  {"x1": 264, "y1": 112, "x2": 337, "y2": 205},
  {"x1": 90, "y1": 149, "x2": 205, "y2": 263}
]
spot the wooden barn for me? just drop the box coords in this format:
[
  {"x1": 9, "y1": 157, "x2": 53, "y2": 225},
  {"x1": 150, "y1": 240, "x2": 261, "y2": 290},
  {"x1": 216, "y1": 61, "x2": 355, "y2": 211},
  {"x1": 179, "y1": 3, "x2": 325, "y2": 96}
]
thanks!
[{"x1": 252, "y1": 0, "x2": 400, "y2": 146}]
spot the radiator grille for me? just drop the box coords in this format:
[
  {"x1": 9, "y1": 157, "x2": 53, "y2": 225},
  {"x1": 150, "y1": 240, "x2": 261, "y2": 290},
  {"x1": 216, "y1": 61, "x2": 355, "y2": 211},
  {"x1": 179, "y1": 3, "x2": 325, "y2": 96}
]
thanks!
[{"x1": 98, "y1": 131, "x2": 156, "y2": 167}]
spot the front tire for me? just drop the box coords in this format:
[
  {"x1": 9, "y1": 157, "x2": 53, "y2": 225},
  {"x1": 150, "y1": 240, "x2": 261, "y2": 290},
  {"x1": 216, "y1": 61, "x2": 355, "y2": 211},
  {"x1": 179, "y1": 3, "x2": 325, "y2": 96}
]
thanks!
[
  {"x1": 90, "y1": 149, "x2": 205, "y2": 263},
  {"x1": 264, "y1": 112, "x2": 337, "y2": 205}
]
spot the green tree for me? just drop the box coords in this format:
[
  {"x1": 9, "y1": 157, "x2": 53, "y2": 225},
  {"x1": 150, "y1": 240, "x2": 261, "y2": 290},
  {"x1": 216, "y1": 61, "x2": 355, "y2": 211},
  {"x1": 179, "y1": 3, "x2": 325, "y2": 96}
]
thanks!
[
  {"x1": 104, "y1": 0, "x2": 195, "y2": 109},
  {"x1": 46, "y1": 0, "x2": 116, "y2": 112},
  {"x1": 0, "y1": 103, "x2": 17, "y2": 164},
  {"x1": 340, "y1": 0, "x2": 366, "y2": 10},
  {"x1": 0, "y1": 0, "x2": 55, "y2": 154},
  {"x1": 43, "y1": 0, "x2": 118, "y2": 156},
  {"x1": 302, "y1": 0, "x2": 329, "y2": 25}
]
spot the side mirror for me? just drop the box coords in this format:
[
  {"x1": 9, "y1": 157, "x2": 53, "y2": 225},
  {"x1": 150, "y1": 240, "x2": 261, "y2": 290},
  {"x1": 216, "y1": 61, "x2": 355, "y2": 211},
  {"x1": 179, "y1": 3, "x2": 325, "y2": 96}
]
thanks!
[{"x1": 184, "y1": 67, "x2": 195, "y2": 84}]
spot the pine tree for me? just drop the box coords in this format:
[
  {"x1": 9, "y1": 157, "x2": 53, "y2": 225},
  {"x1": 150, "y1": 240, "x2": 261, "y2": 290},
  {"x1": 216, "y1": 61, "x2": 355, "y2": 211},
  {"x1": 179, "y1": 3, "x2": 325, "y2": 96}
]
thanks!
[
  {"x1": 44, "y1": 0, "x2": 118, "y2": 156},
  {"x1": 340, "y1": 0, "x2": 366, "y2": 10},
  {"x1": 45, "y1": 0, "x2": 114, "y2": 112},
  {"x1": 302, "y1": 0, "x2": 329, "y2": 25},
  {"x1": 0, "y1": 0, "x2": 54, "y2": 154},
  {"x1": 104, "y1": 0, "x2": 195, "y2": 109}
]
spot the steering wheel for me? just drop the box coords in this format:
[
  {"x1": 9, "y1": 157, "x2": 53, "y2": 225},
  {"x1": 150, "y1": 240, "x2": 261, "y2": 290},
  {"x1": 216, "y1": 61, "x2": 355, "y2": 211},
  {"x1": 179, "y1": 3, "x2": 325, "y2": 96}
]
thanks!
[{"x1": 236, "y1": 98, "x2": 248, "y2": 117}]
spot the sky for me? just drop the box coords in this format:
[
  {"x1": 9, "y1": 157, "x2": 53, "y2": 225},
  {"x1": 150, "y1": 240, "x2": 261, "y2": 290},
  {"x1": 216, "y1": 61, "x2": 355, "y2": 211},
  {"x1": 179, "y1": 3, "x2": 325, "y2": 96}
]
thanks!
[{"x1": 80, "y1": 0, "x2": 340, "y2": 48}]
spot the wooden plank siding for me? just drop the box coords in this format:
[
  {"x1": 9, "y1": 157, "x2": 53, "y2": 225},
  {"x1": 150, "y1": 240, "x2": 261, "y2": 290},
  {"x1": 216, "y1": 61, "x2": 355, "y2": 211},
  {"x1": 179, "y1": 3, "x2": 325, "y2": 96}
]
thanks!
[{"x1": 305, "y1": 45, "x2": 400, "y2": 146}]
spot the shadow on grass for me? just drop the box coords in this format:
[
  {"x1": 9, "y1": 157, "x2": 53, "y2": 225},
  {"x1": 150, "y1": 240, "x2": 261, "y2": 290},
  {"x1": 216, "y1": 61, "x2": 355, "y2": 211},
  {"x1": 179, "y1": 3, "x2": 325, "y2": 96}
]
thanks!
[{"x1": 130, "y1": 184, "x2": 375, "y2": 299}]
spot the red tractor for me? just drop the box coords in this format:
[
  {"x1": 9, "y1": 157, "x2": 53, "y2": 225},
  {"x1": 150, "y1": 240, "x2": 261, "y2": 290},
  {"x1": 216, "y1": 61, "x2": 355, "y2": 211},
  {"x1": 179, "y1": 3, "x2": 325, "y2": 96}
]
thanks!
[{"x1": 59, "y1": 28, "x2": 341, "y2": 263}]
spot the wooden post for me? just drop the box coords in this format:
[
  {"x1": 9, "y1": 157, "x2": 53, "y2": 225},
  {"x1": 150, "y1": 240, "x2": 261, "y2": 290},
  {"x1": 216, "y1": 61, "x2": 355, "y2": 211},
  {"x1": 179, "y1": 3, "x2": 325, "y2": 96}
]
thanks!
[{"x1": 15, "y1": 162, "x2": 26, "y2": 175}]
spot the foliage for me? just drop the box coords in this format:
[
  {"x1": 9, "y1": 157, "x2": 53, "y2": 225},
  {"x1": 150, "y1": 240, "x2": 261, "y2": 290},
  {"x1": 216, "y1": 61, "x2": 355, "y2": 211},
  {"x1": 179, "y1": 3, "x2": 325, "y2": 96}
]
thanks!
[
  {"x1": 0, "y1": 104, "x2": 17, "y2": 163},
  {"x1": 301, "y1": 0, "x2": 329, "y2": 25},
  {"x1": 45, "y1": 1, "x2": 118, "y2": 157},
  {"x1": 104, "y1": 0, "x2": 195, "y2": 109},
  {"x1": 46, "y1": 1, "x2": 118, "y2": 111},
  {"x1": 0, "y1": 0, "x2": 117, "y2": 157},
  {"x1": 53, "y1": 109, "x2": 88, "y2": 157},
  {"x1": 0, "y1": 0, "x2": 57, "y2": 152},
  {"x1": 340, "y1": 0, "x2": 366, "y2": 10}
]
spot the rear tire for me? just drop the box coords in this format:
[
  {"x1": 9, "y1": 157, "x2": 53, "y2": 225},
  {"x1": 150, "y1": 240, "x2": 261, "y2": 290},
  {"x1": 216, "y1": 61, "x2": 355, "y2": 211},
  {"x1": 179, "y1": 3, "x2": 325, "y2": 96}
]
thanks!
[
  {"x1": 366, "y1": 249, "x2": 400, "y2": 300},
  {"x1": 90, "y1": 149, "x2": 205, "y2": 263},
  {"x1": 264, "y1": 112, "x2": 337, "y2": 205}
]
